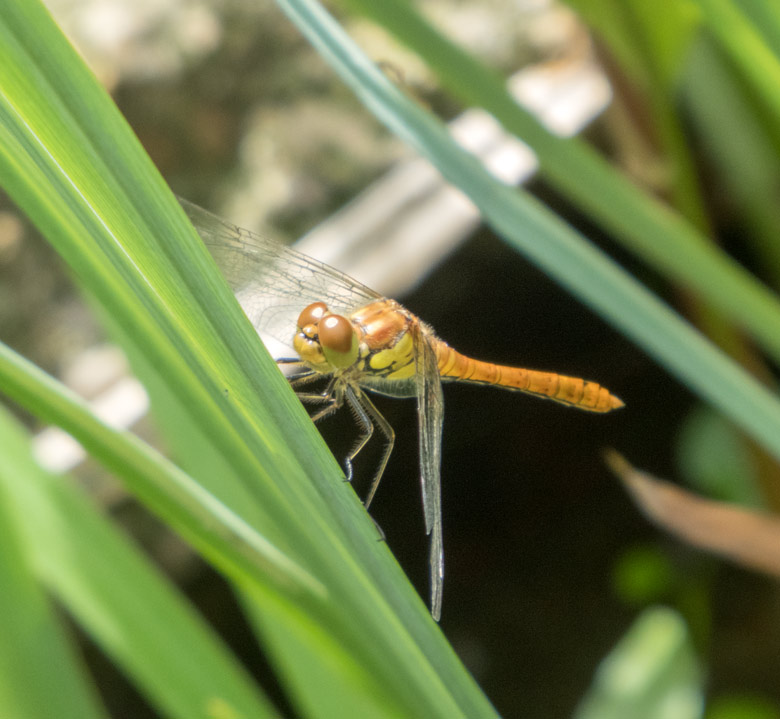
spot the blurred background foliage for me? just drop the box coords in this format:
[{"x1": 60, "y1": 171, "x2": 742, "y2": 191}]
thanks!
[{"x1": 3, "y1": 0, "x2": 780, "y2": 717}]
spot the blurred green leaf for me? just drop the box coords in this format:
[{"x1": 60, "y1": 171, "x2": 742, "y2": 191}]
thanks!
[
  {"x1": 0, "y1": 441, "x2": 106, "y2": 719},
  {"x1": 0, "y1": 404, "x2": 278, "y2": 719},
  {"x1": 564, "y1": 0, "x2": 699, "y2": 91},
  {"x1": 683, "y1": 38, "x2": 780, "y2": 284},
  {"x1": 564, "y1": 0, "x2": 708, "y2": 232},
  {"x1": 677, "y1": 405, "x2": 763, "y2": 507},
  {"x1": 575, "y1": 607, "x2": 703, "y2": 719},
  {"x1": 613, "y1": 545, "x2": 677, "y2": 605},
  {"x1": 707, "y1": 694, "x2": 780, "y2": 719},
  {"x1": 691, "y1": 0, "x2": 780, "y2": 127},
  {"x1": 0, "y1": 339, "x2": 325, "y2": 602}
]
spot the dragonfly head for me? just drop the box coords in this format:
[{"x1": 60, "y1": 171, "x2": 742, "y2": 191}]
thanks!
[{"x1": 293, "y1": 302, "x2": 359, "y2": 371}]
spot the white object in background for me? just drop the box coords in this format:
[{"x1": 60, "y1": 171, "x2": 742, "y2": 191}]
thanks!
[
  {"x1": 295, "y1": 55, "x2": 611, "y2": 298},
  {"x1": 32, "y1": 347, "x2": 149, "y2": 473}
]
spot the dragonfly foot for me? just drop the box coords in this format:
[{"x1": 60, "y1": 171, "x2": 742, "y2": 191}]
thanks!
[{"x1": 370, "y1": 516, "x2": 386, "y2": 542}]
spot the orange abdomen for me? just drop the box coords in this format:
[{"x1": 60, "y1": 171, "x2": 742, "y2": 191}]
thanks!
[{"x1": 436, "y1": 343, "x2": 623, "y2": 413}]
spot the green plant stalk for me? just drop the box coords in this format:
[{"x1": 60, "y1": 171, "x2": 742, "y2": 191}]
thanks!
[
  {"x1": 593, "y1": 1, "x2": 710, "y2": 231},
  {"x1": 691, "y1": 0, "x2": 780, "y2": 126},
  {"x1": 738, "y1": 0, "x2": 780, "y2": 58},
  {"x1": 683, "y1": 39, "x2": 780, "y2": 285}
]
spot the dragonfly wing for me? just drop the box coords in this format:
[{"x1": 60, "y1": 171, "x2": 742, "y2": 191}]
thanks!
[
  {"x1": 412, "y1": 322, "x2": 444, "y2": 621},
  {"x1": 181, "y1": 198, "x2": 382, "y2": 348}
]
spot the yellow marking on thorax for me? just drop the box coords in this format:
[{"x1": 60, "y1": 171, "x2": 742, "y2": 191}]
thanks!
[
  {"x1": 367, "y1": 329, "x2": 415, "y2": 379},
  {"x1": 350, "y1": 300, "x2": 418, "y2": 381}
]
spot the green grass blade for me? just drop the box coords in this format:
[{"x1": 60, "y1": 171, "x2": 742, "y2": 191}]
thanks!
[
  {"x1": 683, "y1": 39, "x2": 780, "y2": 284},
  {"x1": 564, "y1": 0, "x2": 707, "y2": 228},
  {"x1": 337, "y1": 0, "x2": 780, "y2": 366},
  {"x1": 0, "y1": 406, "x2": 278, "y2": 719},
  {"x1": 243, "y1": 597, "x2": 415, "y2": 719},
  {"x1": 0, "y1": 453, "x2": 106, "y2": 719},
  {"x1": 691, "y1": 0, "x2": 780, "y2": 126},
  {"x1": 739, "y1": 0, "x2": 780, "y2": 58},
  {"x1": 565, "y1": 0, "x2": 699, "y2": 89}
]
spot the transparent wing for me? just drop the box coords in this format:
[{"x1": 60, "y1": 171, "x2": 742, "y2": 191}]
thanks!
[
  {"x1": 181, "y1": 198, "x2": 382, "y2": 348},
  {"x1": 412, "y1": 322, "x2": 445, "y2": 621}
]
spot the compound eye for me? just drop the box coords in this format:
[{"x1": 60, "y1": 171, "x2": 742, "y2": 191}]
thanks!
[
  {"x1": 297, "y1": 302, "x2": 329, "y2": 329},
  {"x1": 319, "y1": 314, "x2": 358, "y2": 368}
]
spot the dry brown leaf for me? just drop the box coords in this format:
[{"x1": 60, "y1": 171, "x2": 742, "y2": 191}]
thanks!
[{"x1": 604, "y1": 449, "x2": 780, "y2": 577}]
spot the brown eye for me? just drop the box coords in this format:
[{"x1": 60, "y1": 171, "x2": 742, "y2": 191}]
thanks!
[
  {"x1": 318, "y1": 315, "x2": 354, "y2": 353},
  {"x1": 297, "y1": 302, "x2": 328, "y2": 329},
  {"x1": 320, "y1": 314, "x2": 358, "y2": 369}
]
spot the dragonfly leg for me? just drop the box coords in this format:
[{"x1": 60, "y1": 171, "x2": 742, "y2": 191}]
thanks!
[
  {"x1": 342, "y1": 386, "x2": 375, "y2": 484},
  {"x1": 345, "y1": 387, "x2": 395, "y2": 508},
  {"x1": 296, "y1": 395, "x2": 339, "y2": 423},
  {"x1": 289, "y1": 371, "x2": 321, "y2": 390},
  {"x1": 277, "y1": 358, "x2": 323, "y2": 391},
  {"x1": 370, "y1": 515, "x2": 387, "y2": 543},
  {"x1": 296, "y1": 378, "x2": 342, "y2": 423}
]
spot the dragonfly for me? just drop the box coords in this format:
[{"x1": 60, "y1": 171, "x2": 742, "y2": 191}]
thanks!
[{"x1": 182, "y1": 198, "x2": 624, "y2": 620}]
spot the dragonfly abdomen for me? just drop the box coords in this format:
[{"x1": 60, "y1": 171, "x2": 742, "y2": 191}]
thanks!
[{"x1": 436, "y1": 344, "x2": 623, "y2": 413}]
